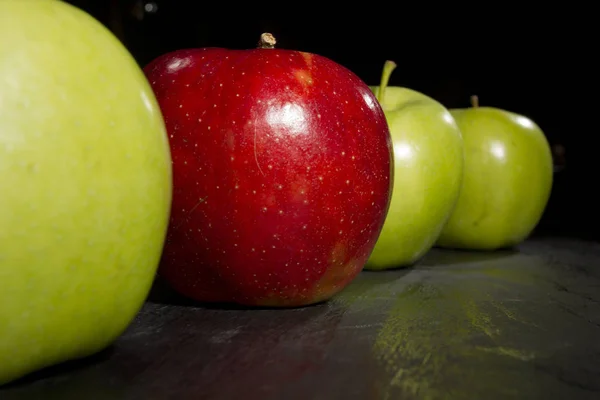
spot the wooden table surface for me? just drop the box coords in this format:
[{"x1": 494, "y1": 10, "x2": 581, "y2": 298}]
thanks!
[{"x1": 2, "y1": 237, "x2": 600, "y2": 400}]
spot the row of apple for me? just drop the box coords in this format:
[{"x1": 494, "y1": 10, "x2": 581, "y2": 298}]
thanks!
[
  {"x1": 366, "y1": 61, "x2": 553, "y2": 270},
  {"x1": 0, "y1": 2, "x2": 552, "y2": 387},
  {"x1": 143, "y1": 35, "x2": 553, "y2": 309}
]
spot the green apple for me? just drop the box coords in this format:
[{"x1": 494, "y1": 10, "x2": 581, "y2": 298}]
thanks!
[
  {"x1": 365, "y1": 61, "x2": 464, "y2": 270},
  {"x1": 0, "y1": 0, "x2": 172, "y2": 385},
  {"x1": 436, "y1": 95, "x2": 553, "y2": 250}
]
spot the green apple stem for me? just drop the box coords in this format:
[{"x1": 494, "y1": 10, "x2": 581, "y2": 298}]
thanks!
[
  {"x1": 258, "y1": 33, "x2": 276, "y2": 49},
  {"x1": 470, "y1": 95, "x2": 479, "y2": 108},
  {"x1": 377, "y1": 60, "x2": 397, "y2": 103}
]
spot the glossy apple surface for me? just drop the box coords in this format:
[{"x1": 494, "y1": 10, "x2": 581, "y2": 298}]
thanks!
[
  {"x1": 436, "y1": 96, "x2": 553, "y2": 250},
  {"x1": 0, "y1": 0, "x2": 172, "y2": 385},
  {"x1": 144, "y1": 34, "x2": 393, "y2": 307},
  {"x1": 365, "y1": 61, "x2": 464, "y2": 269}
]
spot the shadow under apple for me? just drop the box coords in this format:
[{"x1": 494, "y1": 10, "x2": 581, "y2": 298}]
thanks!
[
  {"x1": 147, "y1": 259, "x2": 413, "y2": 311},
  {"x1": 146, "y1": 276, "x2": 340, "y2": 310},
  {"x1": 0, "y1": 347, "x2": 126, "y2": 400},
  {"x1": 420, "y1": 247, "x2": 518, "y2": 267}
]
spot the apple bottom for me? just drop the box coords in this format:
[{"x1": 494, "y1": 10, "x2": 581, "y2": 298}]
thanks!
[{"x1": 157, "y1": 242, "x2": 372, "y2": 307}]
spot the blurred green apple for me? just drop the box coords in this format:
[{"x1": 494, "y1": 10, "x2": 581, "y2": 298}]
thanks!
[
  {"x1": 0, "y1": 0, "x2": 172, "y2": 385},
  {"x1": 365, "y1": 61, "x2": 464, "y2": 270},
  {"x1": 436, "y1": 96, "x2": 553, "y2": 250}
]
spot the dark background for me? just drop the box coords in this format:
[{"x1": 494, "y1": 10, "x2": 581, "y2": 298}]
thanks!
[{"x1": 67, "y1": 0, "x2": 597, "y2": 241}]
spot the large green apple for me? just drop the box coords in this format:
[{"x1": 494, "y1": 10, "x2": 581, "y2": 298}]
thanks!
[
  {"x1": 436, "y1": 96, "x2": 553, "y2": 250},
  {"x1": 0, "y1": 0, "x2": 172, "y2": 385},
  {"x1": 365, "y1": 61, "x2": 464, "y2": 270}
]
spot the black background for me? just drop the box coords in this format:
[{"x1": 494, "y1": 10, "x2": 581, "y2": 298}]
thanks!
[{"x1": 67, "y1": 0, "x2": 597, "y2": 240}]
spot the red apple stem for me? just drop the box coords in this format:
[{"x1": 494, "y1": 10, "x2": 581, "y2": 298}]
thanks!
[
  {"x1": 377, "y1": 60, "x2": 397, "y2": 104},
  {"x1": 470, "y1": 95, "x2": 479, "y2": 108},
  {"x1": 258, "y1": 33, "x2": 276, "y2": 49}
]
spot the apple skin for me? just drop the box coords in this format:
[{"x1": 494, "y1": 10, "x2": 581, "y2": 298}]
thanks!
[
  {"x1": 144, "y1": 38, "x2": 393, "y2": 307},
  {"x1": 436, "y1": 103, "x2": 553, "y2": 250},
  {"x1": 0, "y1": 1, "x2": 172, "y2": 386},
  {"x1": 365, "y1": 84, "x2": 464, "y2": 269}
]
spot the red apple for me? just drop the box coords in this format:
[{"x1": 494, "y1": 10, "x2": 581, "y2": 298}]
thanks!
[{"x1": 144, "y1": 33, "x2": 393, "y2": 307}]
